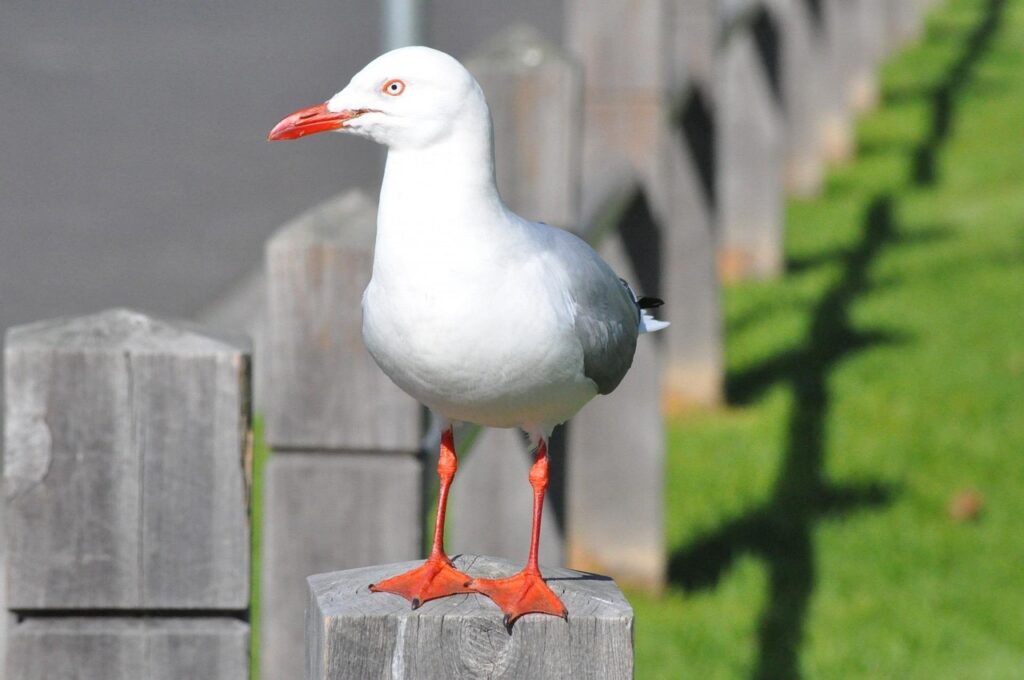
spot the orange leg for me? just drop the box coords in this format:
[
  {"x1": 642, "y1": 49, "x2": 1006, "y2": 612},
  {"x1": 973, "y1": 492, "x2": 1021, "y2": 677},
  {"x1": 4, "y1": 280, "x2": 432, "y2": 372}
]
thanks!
[
  {"x1": 467, "y1": 439, "x2": 568, "y2": 628},
  {"x1": 370, "y1": 427, "x2": 473, "y2": 608}
]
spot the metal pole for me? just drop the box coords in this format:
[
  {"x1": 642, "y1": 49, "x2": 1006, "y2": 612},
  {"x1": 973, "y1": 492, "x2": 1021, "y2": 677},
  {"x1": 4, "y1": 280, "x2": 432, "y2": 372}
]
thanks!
[{"x1": 383, "y1": 0, "x2": 425, "y2": 51}]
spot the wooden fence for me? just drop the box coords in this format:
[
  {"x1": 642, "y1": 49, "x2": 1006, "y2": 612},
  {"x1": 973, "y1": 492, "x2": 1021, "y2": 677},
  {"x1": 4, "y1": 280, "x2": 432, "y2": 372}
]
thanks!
[
  {"x1": 3, "y1": 309, "x2": 251, "y2": 679},
  {"x1": 1, "y1": 1, "x2": 937, "y2": 678}
]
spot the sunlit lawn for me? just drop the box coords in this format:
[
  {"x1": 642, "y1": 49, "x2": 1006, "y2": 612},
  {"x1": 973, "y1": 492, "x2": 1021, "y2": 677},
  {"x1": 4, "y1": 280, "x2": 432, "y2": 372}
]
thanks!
[{"x1": 632, "y1": 0, "x2": 1024, "y2": 677}]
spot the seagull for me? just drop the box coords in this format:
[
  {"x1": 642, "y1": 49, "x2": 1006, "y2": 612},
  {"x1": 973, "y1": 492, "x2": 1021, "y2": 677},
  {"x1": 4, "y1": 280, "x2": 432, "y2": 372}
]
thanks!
[{"x1": 268, "y1": 46, "x2": 667, "y2": 627}]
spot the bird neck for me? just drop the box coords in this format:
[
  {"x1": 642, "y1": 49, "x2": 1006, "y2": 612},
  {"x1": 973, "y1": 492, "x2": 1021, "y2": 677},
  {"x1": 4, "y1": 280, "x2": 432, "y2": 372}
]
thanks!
[{"x1": 378, "y1": 123, "x2": 506, "y2": 238}]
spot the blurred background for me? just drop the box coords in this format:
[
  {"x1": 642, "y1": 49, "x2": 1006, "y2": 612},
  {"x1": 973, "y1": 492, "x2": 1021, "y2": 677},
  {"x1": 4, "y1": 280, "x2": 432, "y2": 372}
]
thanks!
[
  {"x1": 3, "y1": 0, "x2": 1023, "y2": 679},
  {"x1": 0, "y1": 0, "x2": 559, "y2": 330}
]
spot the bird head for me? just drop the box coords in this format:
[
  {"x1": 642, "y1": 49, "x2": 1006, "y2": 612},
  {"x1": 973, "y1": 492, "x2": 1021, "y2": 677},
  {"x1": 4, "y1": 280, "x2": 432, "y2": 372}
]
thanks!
[{"x1": 268, "y1": 46, "x2": 487, "y2": 151}]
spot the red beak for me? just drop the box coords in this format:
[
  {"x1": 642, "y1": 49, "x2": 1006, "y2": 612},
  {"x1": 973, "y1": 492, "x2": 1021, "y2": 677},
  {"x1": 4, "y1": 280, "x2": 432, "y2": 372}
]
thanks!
[{"x1": 267, "y1": 102, "x2": 361, "y2": 141}]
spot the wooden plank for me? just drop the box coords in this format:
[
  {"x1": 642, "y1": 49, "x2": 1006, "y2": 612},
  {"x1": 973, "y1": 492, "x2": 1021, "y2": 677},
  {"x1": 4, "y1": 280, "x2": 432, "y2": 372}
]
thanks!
[
  {"x1": 835, "y1": 0, "x2": 880, "y2": 115},
  {"x1": 849, "y1": 0, "x2": 888, "y2": 112},
  {"x1": 260, "y1": 452, "x2": 422, "y2": 680},
  {"x1": 4, "y1": 308, "x2": 251, "y2": 610},
  {"x1": 569, "y1": 0, "x2": 724, "y2": 406},
  {"x1": 448, "y1": 427, "x2": 564, "y2": 567},
  {"x1": 306, "y1": 554, "x2": 633, "y2": 680},
  {"x1": 885, "y1": 0, "x2": 924, "y2": 52},
  {"x1": 565, "y1": 0, "x2": 667, "y2": 95},
  {"x1": 863, "y1": 0, "x2": 891, "y2": 64},
  {"x1": 5, "y1": 331, "x2": 139, "y2": 608},
  {"x1": 7, "y1": 617, "x2": 248, "y2": 680},
  {"x1": 565, "y1": 0, "x2": 667, "y2": 225},
  {"x1": 647, "y1": 109, "x2": 724, "y2": 407},
  {"x1": 660, "y1": 0, "x2": 725, "y2": 405},
  {"x1": 135, "y1": 348, "x2": 251, "y2": 608},
  {"x1": 715, "y1": 27, "x2": 786, "y2": 281},
  {"x1": 264, "y1": 190, "x2": 422, "y2": 451},
  {"x1": 765, "y1": 0, "x2": 828, "y2": 196},
  {"x1": 818, "y1": 0, "x2": 856, "y2": 163},
  {"x1": 667, "y1": 0, "x2": 717, "y2": 91}
]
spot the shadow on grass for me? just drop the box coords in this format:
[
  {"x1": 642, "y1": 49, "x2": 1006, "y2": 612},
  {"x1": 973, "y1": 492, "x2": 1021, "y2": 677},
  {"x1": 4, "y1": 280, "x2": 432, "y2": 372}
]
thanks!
[
  {"x1": 667, "y1": 2, "x2": 1008, "y2": 677},
  {"x1": 913, "y1": 0, "x2": 1006, "y2": 185},
  {"x1": 671, "y1": 196, "x2": 900, "y2": 679},
  {"x1": 722, "y1": 224, "x2": 952, "y2": 339},
  {"x1": 785, "y1": 224, "x2": 955, "y2": 276}
]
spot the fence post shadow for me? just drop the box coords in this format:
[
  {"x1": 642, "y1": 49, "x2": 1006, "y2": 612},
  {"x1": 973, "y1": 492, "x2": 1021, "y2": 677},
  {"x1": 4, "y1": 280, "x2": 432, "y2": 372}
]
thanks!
[
  {"x1": 669, "y1": 195, "x2": 900, "y2": 679},
  {"x1": 913, "y1": 0, "x2": 1005, "y2": 185},
  {"x1": 667, "y1": 1, "x2": 1008, "y2": 675}
]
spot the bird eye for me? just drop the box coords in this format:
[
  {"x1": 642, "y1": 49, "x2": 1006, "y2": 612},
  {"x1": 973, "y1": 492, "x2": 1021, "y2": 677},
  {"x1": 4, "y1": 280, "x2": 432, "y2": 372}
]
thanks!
[{"x1": 383, "y1": 79, "x2": 405, "y2": 96}]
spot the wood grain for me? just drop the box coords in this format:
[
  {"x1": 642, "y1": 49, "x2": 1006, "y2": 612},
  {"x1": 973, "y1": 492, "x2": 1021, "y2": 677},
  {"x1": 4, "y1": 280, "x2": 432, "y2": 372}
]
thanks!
[
  {"x1": 260, "y1": 452, "x2": 423, "y2": 680},
  {"x1": 715, "y1": 27, "x2": 786, "y2": 280},
  {"x1": 4, "y1": 308, "x2": 251, "y2": 610},
  {"x1": 765, "y1": 0, "x2": 828, "y2": 196},
  {"x1": 7, "y1": 617, "x2": 248, "y2": 680},
  {"x1": 568, "y1": 0, "x2": 724, "y2": 407},
  {"x1": 264, "y1": 190, "x2": 422, "y2": 451},
  {"x1": 307, "y1": 554, "x2": 633, "y2": 680}
]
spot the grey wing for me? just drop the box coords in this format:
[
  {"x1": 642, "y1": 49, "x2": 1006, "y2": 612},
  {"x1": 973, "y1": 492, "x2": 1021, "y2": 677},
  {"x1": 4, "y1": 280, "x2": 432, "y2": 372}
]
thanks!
[{"x1": 557, "y1": 238, "x2": 640, "y2": 395}]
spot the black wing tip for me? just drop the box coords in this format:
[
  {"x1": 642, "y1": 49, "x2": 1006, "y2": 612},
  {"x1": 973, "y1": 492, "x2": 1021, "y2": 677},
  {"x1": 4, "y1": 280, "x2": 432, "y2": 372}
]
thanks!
[{"x1": 637, "y1": 296, "x2": 664, "y2": 309}]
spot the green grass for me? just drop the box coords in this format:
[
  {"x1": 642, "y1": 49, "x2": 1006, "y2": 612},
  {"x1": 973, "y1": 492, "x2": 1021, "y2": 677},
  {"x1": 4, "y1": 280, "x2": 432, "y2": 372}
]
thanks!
[{"x1": 631, "y1": 0, "x2": 1024, "y2": 677}]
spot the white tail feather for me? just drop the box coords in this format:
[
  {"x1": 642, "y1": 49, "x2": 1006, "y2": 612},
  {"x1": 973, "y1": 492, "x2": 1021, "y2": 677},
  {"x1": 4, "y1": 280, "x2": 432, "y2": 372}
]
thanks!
[{"x1": 640, "y1": 310, "x2": 669, "y2": 333}]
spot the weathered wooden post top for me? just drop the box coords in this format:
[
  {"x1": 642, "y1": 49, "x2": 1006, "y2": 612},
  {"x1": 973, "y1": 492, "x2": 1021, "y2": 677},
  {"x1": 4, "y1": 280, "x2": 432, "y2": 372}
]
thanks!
[
  {"x1": 4, "y1": 307, "x2": 251, "y2": 611},
  {"x1": 4, "y1": 307, "x2": 251, "y2": 679},
  {"x1": 306, "y1": 555, "x2": 634, "y2": 680}
]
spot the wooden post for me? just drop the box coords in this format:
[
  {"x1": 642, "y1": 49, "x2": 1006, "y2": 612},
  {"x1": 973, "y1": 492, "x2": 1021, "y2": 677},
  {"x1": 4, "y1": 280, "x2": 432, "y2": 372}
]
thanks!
[
  {"x1": 832, "y1": 0, "x2": 879, "y2": 116},
  {"x1": 659, "y1": 0, "x2": 725, "y2": 407},
  {"x1": 306, "y1": 555, "x2": 634, "y2": 679},
  {"x1": 260, "y1": 452, "x2": 422, "y2": 675},
  {"x1": 264, "y1": 192, "x2": 420, "y2": 451},
  {"x1": 668, "y1": 0, "x2": 717, "y2": 87},
  {"x1": 7, "y1": 619, "x2": 249, "y2": 680},
  {"x1": 260, "y1": 190, "x2": 424, "y2": 680},
  {"x1": 862, "y1": 0, "x2": 893, "y2": 63},
  {"x1": 563, "y1": 0, "x2": 720, "y2": 588},
  {"x1": 886, "y1": 0, "x2": 925, "y2": 52},
  {"x1": 567, "y1": 0, "x2": 724, "y2": 409},
  {"x1": 848, "y1": 0, "x2": 888, "y2": 113},
  {"x1": 818, "y1": 0, "x2": 856, "y2": 164},
  {"x1": 715, "y1": 9, "x2": 787, "y2": 281},
  {"x1": 766, "y1": 0, "x2": 828, "y2": 196},
  {"x1": 447, "y1": 27, "x2": 581, "y2": 568},
  {"x1": 3, "y1": 308, "x2": 251, "y2": 678}
]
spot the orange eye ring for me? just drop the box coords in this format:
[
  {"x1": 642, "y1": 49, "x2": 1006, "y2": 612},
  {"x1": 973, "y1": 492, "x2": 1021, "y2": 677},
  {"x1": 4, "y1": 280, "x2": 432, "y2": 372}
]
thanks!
[{"x1": 383, "y1": 79, "x2": 405, "y2": 96}]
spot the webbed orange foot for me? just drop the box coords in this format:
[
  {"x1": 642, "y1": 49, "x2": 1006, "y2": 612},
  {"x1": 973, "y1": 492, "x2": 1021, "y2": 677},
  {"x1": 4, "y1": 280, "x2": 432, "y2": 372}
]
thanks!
[
  {"x1": 370, "y1": 556, "x2": 474, "y2": 609},
  {"x1": 468, "y1": 569, "x2": 568, "y2": 628}
]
